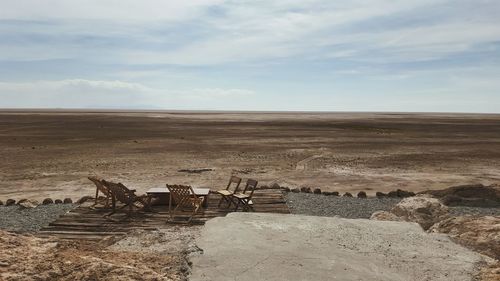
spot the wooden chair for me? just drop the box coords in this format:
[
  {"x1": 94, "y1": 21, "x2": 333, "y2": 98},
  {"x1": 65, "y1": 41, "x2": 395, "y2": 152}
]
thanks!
[
  {"x1": 166, "y1": 184, "x2": 204, "y2": 223},
  {"x1": 88, "y1": 176, "x2": 111, "y2": 208},
  {"x1": 232, "y1": 179, "x2": 258, "y2": 212},
  {"x1": 216, "y1": 176, "x2": 242, "y2": 208},
  {"x1": 102, "y1": 180, "x2": 149, "y2": 216}
]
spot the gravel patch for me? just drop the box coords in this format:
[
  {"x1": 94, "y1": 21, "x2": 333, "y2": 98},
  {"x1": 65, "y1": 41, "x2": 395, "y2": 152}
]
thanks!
[
  {"x1": 0, "y1": 204, "x2": 76, "y2": 233},
  {"x1": 449, "y1": 206, "x2": 500, "y2": 217},
  {"x1": 285, "y1": 193, "x2": 401, "y2": 219},
  {"x1": 285, "y1": 193, "x2": 500, "y2": 219}
]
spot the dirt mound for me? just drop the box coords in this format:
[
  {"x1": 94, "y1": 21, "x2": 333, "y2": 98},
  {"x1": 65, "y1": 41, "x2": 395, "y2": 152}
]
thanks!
[
  {"x1": 429, "y1": 216, "x2": 500, "y2": 260},
  {"x1": 0, "y1": 230, "x2": 185, "y2": 281},
  {"x1": 420, "y1": 184, "x2": 500, "y2": 207}
]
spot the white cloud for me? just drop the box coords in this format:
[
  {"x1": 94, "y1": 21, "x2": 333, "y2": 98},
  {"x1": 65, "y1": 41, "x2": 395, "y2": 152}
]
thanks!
[{"x1": 0, "y1": 79, "x2": 254, "y2": 109}]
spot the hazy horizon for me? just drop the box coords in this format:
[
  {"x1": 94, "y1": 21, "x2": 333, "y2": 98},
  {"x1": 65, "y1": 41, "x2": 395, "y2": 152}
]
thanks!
[{"x1": 1, "y1": 1, "x2": 500, "y2": 113}]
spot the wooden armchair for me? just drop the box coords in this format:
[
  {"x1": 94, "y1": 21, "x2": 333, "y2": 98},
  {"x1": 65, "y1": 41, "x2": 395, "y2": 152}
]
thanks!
[
  {"x1": 102, "y1": 180, "x2": 149, "y2": 216},
  {"x1": 232, "y1": 179, "x2": 258, "y2": 211},
  {"x1": 88, "y1": 176, "x2": 111, "y2": 208},
  {"x1": 166, "y1": 184, "x2": 204, "y2": 223},
  {"x1": 216, "y1": 176, "x2": 242, "y2": 208}
]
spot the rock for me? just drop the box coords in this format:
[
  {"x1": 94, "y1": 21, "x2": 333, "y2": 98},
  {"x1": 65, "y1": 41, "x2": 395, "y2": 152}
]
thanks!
[
  {"x1": 303, "y1": 187, "x2": 312, "y2": 193},
  {"x1": 77, "y1": 196, "x2": 93, "y2": 204},
  {"x1": 429, "y1": 216, "x2": 500, "y2": 260},
  {"x1": 271, "y1": 183, "x2": 281, "y2": 189},
  {"x1": 42, "y1": 198, "x2": 54, "y2": 205},
  {"x1": 18, "y1": 199, "x2": 38, "y2": 209},
  {"x1": 300, "y1": 187, "x2": 308, "y2": 193},
  {"x1": 54, "y1": 199, "x2": 63, "y2": 204},
  {"x1": 370, "y1": 211, "x2": 404, "y2": 222},
  {"x1": 322, "y1": 192, "x2": 332, "y2": 196},
  {"x1": 357, "y1": 191, "x2": 367, "y2": 198},
  {"x1": 0, "y1": 200, "x2": 3, "y2": 205},
  {"x1": 376, "y1": 192, "x2": 387, "y2": 198},
  {"x1": 421, "y1": 184, "x2": 500, "y2": 207},
  {"x1": 63, "y1": 198, "x2": 73, "y2": 204},
  {"x1": 313, "y1": 188, "x2": 322, "y2": 194},
  {"x1": 387, "y1": 191, "x2": 398, "y2": 198},
  {"x1": 343, "y1": 192, "x2": 353, "y2": 197},
  {"x1": 17, "y1": 199, "x2": 28, "y2": 204},
  {"x1": 6, "y1": 199, "x2": 16, "y2": 206},
  {"x1": 331, "y1": 191, "x2": 339, "y2": 196},
  {"x1": 390, "y1": 196, "x2": 449, "y2": 230},
  {"x1": 283, "y1": 187, "x2": 291, "y2": 192},
  {"x1": 291, "y1": 188, "x2": 300, "y2": 193},
  {"x1": 396, "y1": 189, "x2": 414, "y2": 198}
]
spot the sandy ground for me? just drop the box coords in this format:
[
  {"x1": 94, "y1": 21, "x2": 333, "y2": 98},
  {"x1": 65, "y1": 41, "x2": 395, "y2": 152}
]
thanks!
[
  {"x1": 190, "y1": 213, "x2": 487, "y2": 281},
  {"x1": 1, "y1": 110, "x2": 500, "y2": 201}
]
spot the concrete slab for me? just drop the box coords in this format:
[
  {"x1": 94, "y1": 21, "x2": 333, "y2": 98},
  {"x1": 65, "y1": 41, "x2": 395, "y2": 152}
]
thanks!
[{"x1": 190, "y1": 213, "x2": 484, "y2": 281}]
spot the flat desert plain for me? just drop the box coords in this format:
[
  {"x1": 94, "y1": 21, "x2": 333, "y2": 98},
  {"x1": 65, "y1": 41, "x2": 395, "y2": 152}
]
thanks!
[{"x1": 1, "y1": 110, "x2": 500, "y2": 201}]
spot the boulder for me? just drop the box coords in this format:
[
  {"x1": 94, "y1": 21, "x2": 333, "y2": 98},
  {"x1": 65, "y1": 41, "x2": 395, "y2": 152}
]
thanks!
[
  {"x1": 429, "y1": 216, "x2": 500, "y2": 260},
  {"x1": 291, "y1": 188, "x2": 300, "y2": 193},
  {"x1": 63, "y1": 198, "x2": 73, "y2": 204},
  {"x1": 387, "y1": 191, "x2": 398, "y2": 198},
  {"x1": 18, "y1": 199, "x2": 38, "y2": 209},
  {"x1": 376, "y1": 192, "x2": 387, "y2": 198},
  {"x1": 54, "y1": 199, "x2": 63, "y2": 204},
  {"x1": 420, "y1": 184, "x2": 500, "y2": 207},
  {"x1": 322, "y1": 192, "x2": 332, "y2": 196},
  {"x1": 343, "y1": 192, "x2": 353, "y2": 197},
  {"x1": 331, "y1": 191, "x2": 340, "y2": 196},
  {"x1": 77, "y1": 196, "x2": 94, "y2": 204},
  {"x1": 396, "y1": 189, "x2": 415, "y2": 198},
  {"x1": 42, "y1": 198, "x2": 54, "y2": 205},
  {"x1": 370, "y1": 211, "x2": 404, "y2": 222},
  {"x1": 357, "y1": 191, "x2": 367, "y2": 198},
  {"x1": 313, "y1": 188, "x2": 322, "y2": 194},
  {"x1": 0, "y1": 200, "x2": 3, "y2": 206},
  {"x1": 304, "y1": 187, "x2": 312, "y2": 193},
  {"x1": 390, "y1": 196, "x2": 449, "y2": 230},
  {"x1": 300, "y1": 187, "x2": 308, "y2": 193},
  {"x1": 5, "y1": 199, "x2": 16, "y2": 206}
]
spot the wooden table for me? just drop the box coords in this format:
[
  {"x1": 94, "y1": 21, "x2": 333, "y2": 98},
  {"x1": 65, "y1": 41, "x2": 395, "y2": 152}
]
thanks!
[{"x1": 146, "y1": 187, "x2": 211, "y2": 208}]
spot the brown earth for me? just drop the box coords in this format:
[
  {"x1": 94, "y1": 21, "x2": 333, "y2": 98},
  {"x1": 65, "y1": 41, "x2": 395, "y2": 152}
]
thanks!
[
  {"x1": 1, "y1": 110, "x2": 500, "y2": 201},
  {"x1": 0, "y1": 230, "x2": 186, "y2": 281}
]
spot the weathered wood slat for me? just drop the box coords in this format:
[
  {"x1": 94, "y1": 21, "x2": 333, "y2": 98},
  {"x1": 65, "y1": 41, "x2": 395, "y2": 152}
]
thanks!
[{"x1": 37, "y1": 189, "x2": 289, "y2": 240}]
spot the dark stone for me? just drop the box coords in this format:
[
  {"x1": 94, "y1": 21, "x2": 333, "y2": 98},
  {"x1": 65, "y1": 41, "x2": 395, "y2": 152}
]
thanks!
[
  {"x1": 42, "y1": 198, "x2": 54, "y2": 205},
  {"x1": 63, "y1": 198, "x2": 73, "y2": 204},
  {"x1": 304, "y1": 187, "x2": 312, "y2": 193},
  {"x1": 388, "y1": 191, "x2": 399, "y2": 198},
  {"x1": 77, "y1": 196, "x2": 93, "y2": 204},
  {"x1": 343, "y1": 192, "x2": 353, "y2": 197},
  {"x1": 271, "y1": 183, "x2": 281, "y2": 189},
  {"x1": 396, "y1": 189, "x2": 413, "y2": 198},
  {"x1": 300, "y1": 187, "x2": 308, "y2": 193},
  {"x1": 0, "y1": 200, "x2": 3, "y2": 205},
  {"x1": 331, "y1": 191, "x2": 340, "y2": 196},
  {"x1": 17, "y1": 199, "x2": 28, "y2": 204},
  {"x1": 313, "y1": 188, "x2": 322, "y2": 194},
  {"x1": 291, "y1": 188, "x2": 300, "y2": 193},
  {"x1": 54, "y1": 199, "x2": 63, "y2": 204},
  {"x1": 323, "y1": 192, "x2": 332, "y2": 196},
  {"x1": 283, "y1": 187, "x2": 291, "y2": 192},
  {"x1": 357, "y1": 191, "x2": 367, "y2": 198},
  {"x1": 6, "y1": 199, "x2": 16, "y2": 206},
  {"x1": 376, "y1": 192, "x2": 387, "y2": 198}
]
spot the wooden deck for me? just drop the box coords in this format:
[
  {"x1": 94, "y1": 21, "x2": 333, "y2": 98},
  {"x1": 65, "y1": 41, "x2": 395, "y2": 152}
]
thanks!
[{"x1": 37, "y1": 189, "x2": 289, "y2": 241}]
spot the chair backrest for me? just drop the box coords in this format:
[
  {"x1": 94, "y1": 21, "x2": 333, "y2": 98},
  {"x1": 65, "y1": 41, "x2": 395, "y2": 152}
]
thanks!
[
  {"x1": 88, "y1": 176, "x2": 111, "y2": 196},
  {"x1": 102, "y1": 180, "x2": 133, "y2": 204},
  {"x1": 242, "y1": 179, "x2": 258, "y2": 197},
  {"x1": 167, "y1": 184, "x2": 196, "y2": 207},
  {"x1": 226, "y1": 176, "x2": 242, "y2": 193}
]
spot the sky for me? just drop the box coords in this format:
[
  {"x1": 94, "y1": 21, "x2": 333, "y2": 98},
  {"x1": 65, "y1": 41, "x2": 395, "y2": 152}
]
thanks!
[{"x1": 1, "y1": 0, "x2": 500, "y2": 112}]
